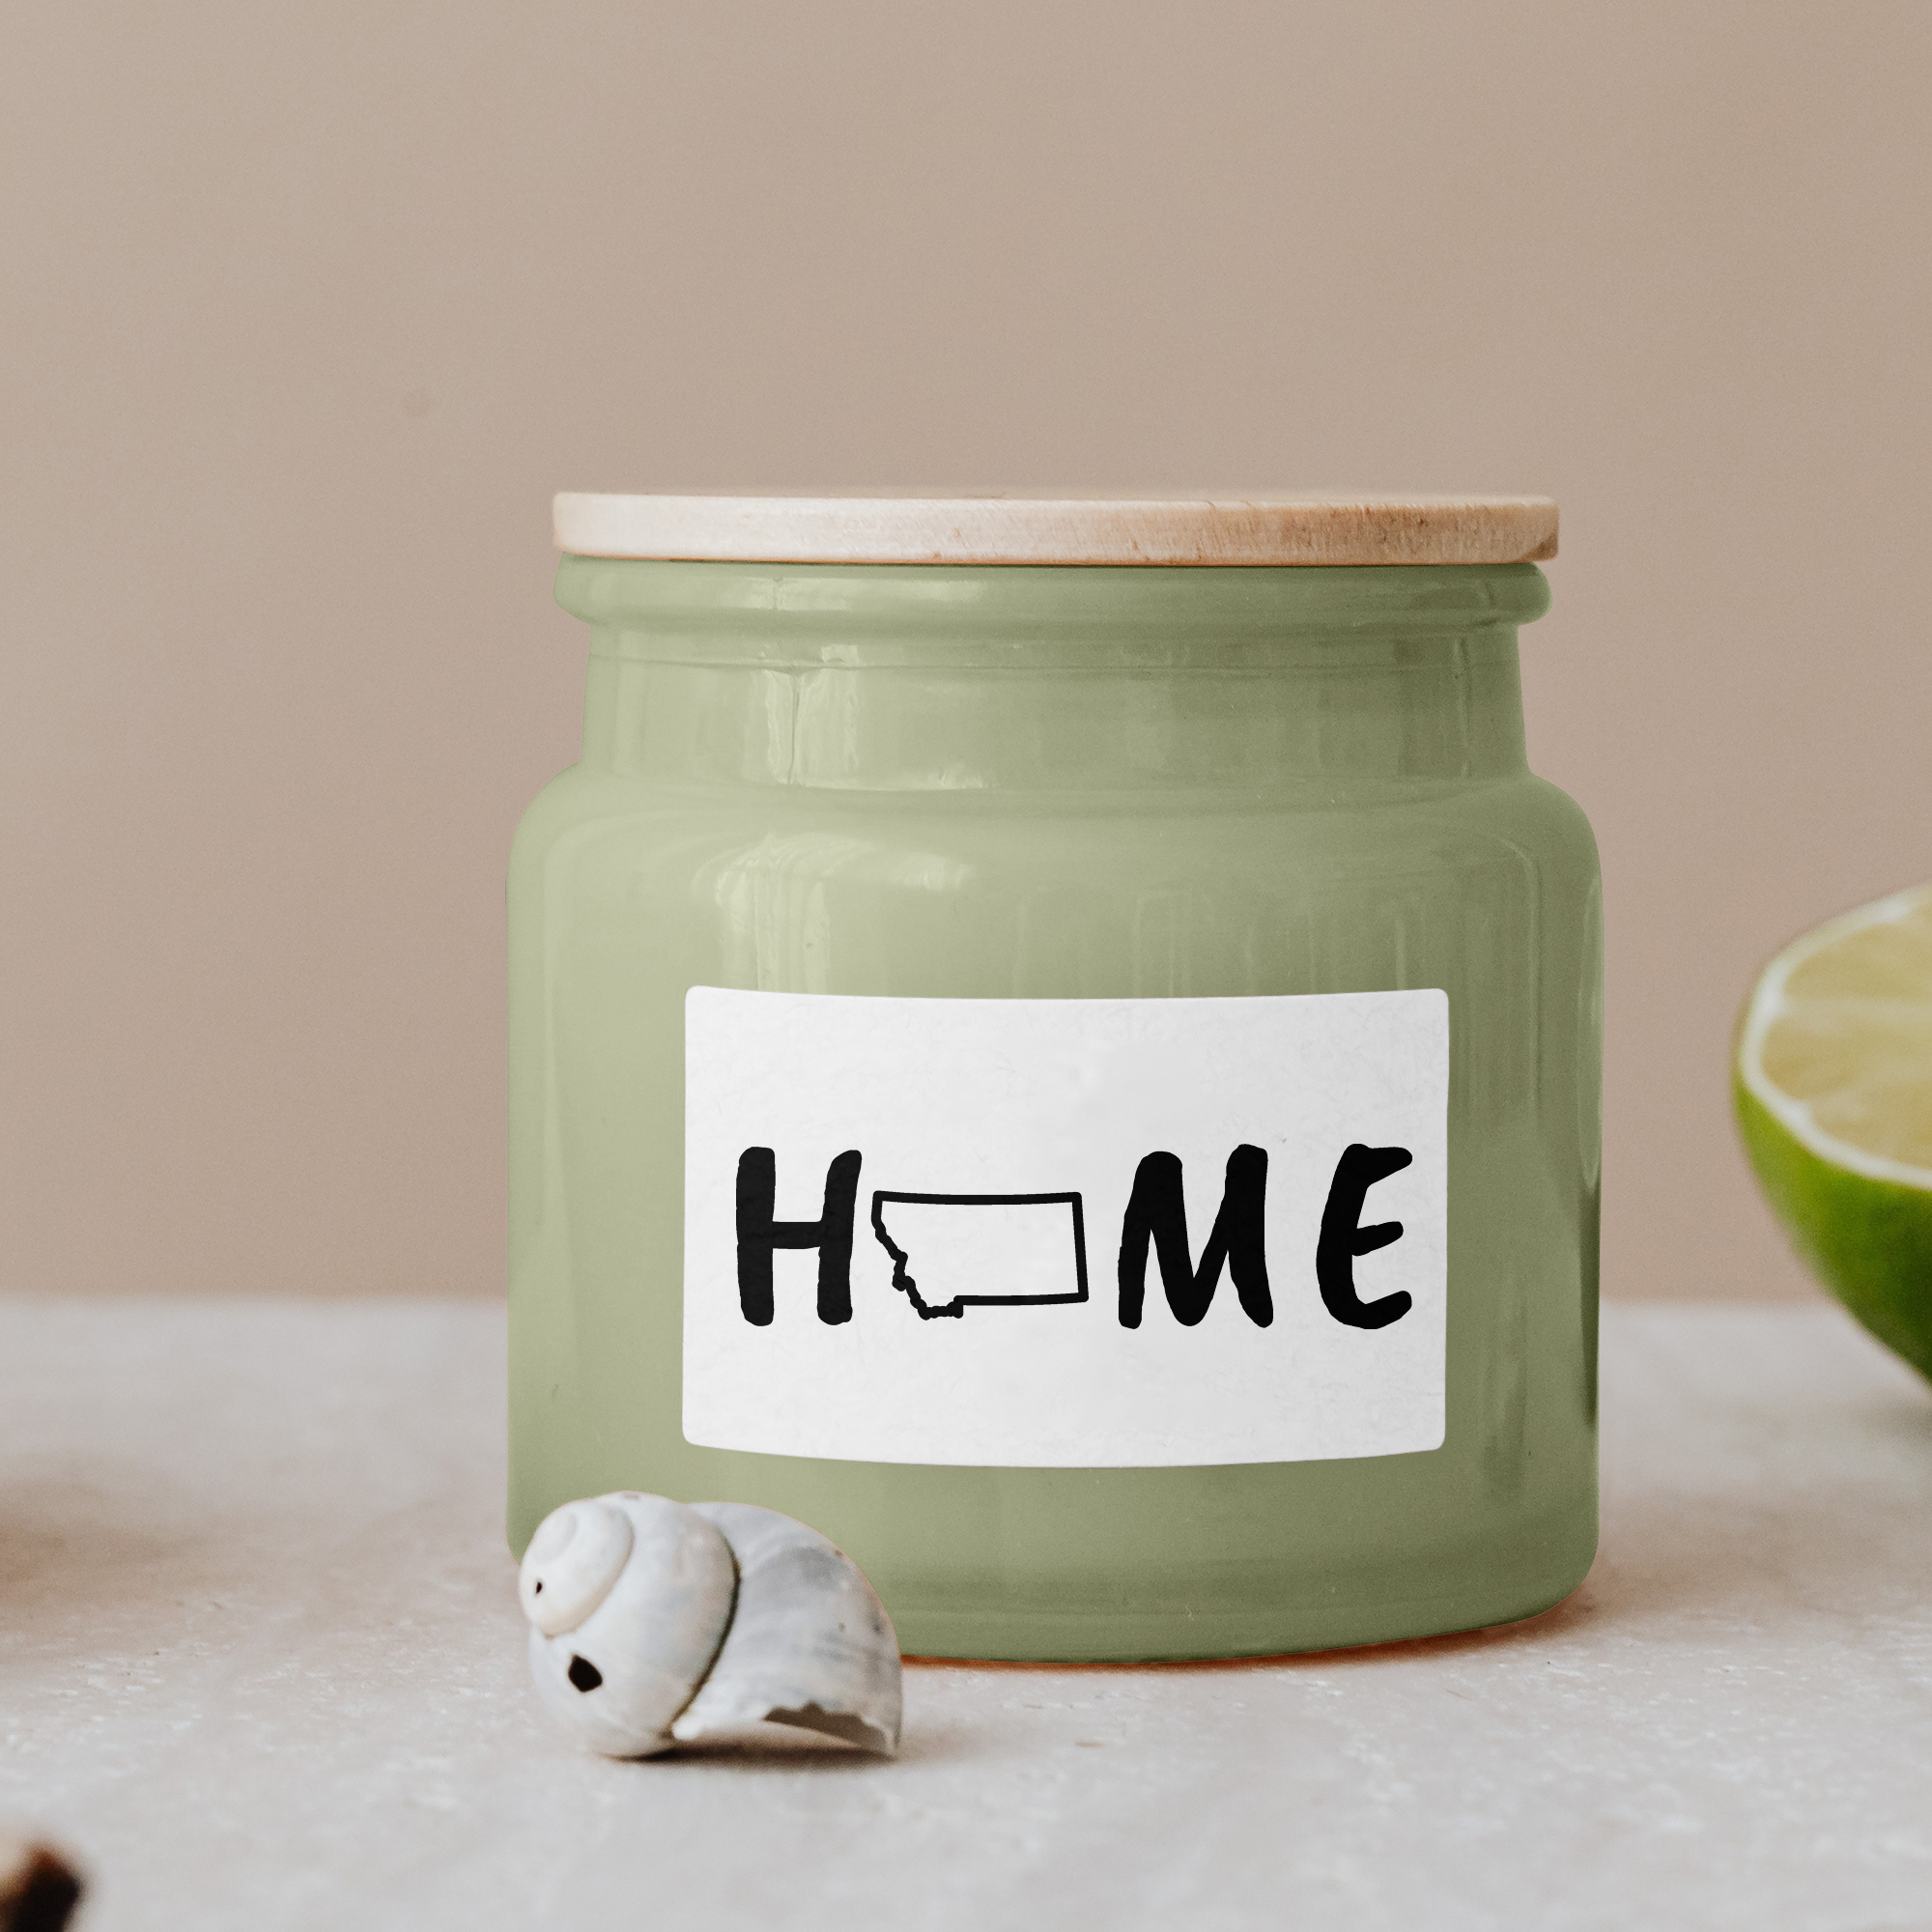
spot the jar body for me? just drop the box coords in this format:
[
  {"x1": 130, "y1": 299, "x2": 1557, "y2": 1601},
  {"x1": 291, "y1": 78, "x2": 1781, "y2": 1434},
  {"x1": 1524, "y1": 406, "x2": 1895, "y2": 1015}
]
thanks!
[{"x1": 509, "y1": 560, "x2": 1602, "y2": 1661}]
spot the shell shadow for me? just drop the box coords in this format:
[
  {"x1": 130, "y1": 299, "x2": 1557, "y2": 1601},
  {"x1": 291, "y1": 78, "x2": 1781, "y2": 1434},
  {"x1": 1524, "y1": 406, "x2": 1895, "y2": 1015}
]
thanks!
[{"x1": 644, "y1": 1715, "x2": 968, "y2": 1771}]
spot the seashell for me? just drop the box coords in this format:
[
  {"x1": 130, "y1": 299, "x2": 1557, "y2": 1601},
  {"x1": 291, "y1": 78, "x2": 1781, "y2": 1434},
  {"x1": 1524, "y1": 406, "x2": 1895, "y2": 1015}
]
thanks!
[
  {"x1": 519, "y1": 1496, "x2": 634, "y2": 1637},
  {"x1": 523, "y1": 1492, "x2": 736, "y2": 1758},
  {"x1": 671, "y1": 1503, "x2": 902, "y2": 1755},
  {"x1": 519, "y1": 1492, "x2": 902, "y2": 1759}
]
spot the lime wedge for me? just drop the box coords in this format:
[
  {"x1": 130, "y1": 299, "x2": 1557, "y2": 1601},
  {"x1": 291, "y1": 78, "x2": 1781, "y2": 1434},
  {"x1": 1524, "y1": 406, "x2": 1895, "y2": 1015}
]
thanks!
[{"x1": 1736, "y1": 883, "x2": 1932, "y2": 1378}]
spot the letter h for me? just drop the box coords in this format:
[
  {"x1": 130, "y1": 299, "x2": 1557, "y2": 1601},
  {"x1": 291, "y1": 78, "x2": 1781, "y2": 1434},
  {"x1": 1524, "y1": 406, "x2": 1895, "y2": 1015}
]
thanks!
[{"x1": 735, "y1": 1148, "x2": 863, "y2": 1325}]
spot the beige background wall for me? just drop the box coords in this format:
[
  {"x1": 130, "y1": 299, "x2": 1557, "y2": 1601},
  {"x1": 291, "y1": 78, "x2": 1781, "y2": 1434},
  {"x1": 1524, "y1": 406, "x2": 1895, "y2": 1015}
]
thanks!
[{"x1": 3, "y1": 2, "x2": 1927, "y2": 1301}]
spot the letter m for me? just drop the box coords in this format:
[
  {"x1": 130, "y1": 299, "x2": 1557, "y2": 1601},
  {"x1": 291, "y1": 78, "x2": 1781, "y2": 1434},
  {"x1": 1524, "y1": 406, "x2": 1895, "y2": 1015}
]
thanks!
[{"x1": 1117, "y1": 1146, "x2": 1272, "y2": 1328}]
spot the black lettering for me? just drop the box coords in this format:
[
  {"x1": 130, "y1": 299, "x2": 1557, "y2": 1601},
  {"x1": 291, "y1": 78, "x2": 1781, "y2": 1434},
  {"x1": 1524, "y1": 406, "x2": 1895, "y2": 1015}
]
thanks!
[
  {"x1": 1117, "y1": 1145, "x2": 1272, "y2": 1328},
  {"x1": 735, "y1": 1148, "x2": 863, "y2": 1325},
  {"x1": 1317, "y1": 1144, "x2": 1414, "y2": 1329}
]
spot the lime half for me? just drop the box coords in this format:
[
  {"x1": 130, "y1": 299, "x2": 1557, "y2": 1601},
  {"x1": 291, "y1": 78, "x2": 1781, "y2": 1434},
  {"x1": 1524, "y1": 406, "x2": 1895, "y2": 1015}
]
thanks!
[{"x1": 1736, "y1": 882, "x2": 1932, "y2": 1378}]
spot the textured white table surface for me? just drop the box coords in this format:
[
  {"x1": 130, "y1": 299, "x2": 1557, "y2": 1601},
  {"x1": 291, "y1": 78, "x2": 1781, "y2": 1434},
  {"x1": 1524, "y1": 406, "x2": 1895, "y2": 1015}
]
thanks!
[{"x1": 2, "y1": 1300, "x2": 1929, "y2": 1932}]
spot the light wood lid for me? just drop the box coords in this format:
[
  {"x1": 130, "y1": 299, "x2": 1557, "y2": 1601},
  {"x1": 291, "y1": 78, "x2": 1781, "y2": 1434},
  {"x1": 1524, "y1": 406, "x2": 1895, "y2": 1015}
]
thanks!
[{"x1": 553, "y1": 493, "x2": 1557, "y2": 566}]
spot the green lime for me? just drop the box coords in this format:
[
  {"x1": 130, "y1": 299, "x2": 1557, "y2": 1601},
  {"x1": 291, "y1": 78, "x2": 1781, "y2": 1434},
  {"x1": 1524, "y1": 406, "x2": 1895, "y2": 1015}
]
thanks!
[{"x1": 1736, "y1": 882, "x2": 1932, "y2": 1378}]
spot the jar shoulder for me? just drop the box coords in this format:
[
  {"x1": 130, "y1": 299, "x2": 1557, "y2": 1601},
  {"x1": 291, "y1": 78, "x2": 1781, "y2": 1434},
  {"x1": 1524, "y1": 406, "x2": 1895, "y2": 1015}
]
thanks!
[
  {"x1": 513, "y1": 771, "x2": 1598, "y2": 888},
  {"x1": 509, "y1": 762, "x2": 610, "y2": 875},
  {"x1": 1469, "y1": 772, "x2": 1601, "y2": 880}
]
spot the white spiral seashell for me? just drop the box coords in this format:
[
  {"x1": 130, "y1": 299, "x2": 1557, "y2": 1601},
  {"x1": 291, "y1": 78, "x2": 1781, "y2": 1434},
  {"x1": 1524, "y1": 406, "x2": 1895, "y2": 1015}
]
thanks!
[
  {"x1": 519, "y1": 1492, "x2": 902, "y2": 1758},
  {"x1": 523, "y1": 1492, "x2": 736, "y2": 1758},
  {"x1": 519, "y1": 1497, "x2": 634, "y2": 1637},
  {"x1": 672, "y1": 1502, "x2": 902, "y2": 1755}
]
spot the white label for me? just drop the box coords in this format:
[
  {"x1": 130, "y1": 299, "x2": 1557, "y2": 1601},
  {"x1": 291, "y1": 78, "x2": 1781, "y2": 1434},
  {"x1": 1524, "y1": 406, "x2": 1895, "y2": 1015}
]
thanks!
[{"x1": 683, "y1": 988, "x2": 1448, "y2": 1468}]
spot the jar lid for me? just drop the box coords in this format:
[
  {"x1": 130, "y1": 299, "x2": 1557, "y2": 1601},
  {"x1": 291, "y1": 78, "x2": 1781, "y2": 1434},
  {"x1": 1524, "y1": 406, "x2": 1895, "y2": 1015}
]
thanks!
[{"x1": 553, "y1": 493, "x2": 1557, "y2": 566}]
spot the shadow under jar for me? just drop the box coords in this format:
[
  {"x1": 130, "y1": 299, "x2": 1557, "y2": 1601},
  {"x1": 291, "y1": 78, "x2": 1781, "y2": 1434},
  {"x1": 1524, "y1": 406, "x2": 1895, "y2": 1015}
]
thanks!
[{"x1": 509, "y1": 495, "x2": 1601, "y2": 1662}]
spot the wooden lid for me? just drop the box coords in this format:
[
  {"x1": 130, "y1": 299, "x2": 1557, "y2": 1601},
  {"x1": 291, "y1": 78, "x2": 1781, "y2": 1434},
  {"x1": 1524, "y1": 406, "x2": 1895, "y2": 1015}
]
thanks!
[{"x1": 553, "y1": 493, "x2": 1557, "y2": 566}]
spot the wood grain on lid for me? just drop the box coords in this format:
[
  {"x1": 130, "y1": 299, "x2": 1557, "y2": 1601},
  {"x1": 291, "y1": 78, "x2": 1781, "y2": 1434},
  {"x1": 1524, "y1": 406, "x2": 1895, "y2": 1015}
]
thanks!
[{"x1": 553, "y1": 494, "x2": 1557, "y2": 566}]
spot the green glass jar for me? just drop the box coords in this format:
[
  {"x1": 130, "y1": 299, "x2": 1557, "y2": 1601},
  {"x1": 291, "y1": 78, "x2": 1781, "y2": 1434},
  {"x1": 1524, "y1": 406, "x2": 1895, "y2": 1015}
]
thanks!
[{"x1": 509, "y1": 495, "x2": 1601, "y2": 1662}]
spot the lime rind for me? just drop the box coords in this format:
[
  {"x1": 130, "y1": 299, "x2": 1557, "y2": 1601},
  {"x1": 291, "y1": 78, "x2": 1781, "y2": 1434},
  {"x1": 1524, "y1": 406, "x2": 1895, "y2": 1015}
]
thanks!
[{"x1": 1736, "y1": 1074, "x2": 1932, "y2": 1379}]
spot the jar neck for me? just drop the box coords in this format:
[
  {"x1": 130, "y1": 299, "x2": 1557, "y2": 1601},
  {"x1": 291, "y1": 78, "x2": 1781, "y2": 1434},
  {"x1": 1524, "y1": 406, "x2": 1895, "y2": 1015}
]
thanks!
[{"x1": 559, "y1": 560, "x2": 1546, "y2": 794}]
